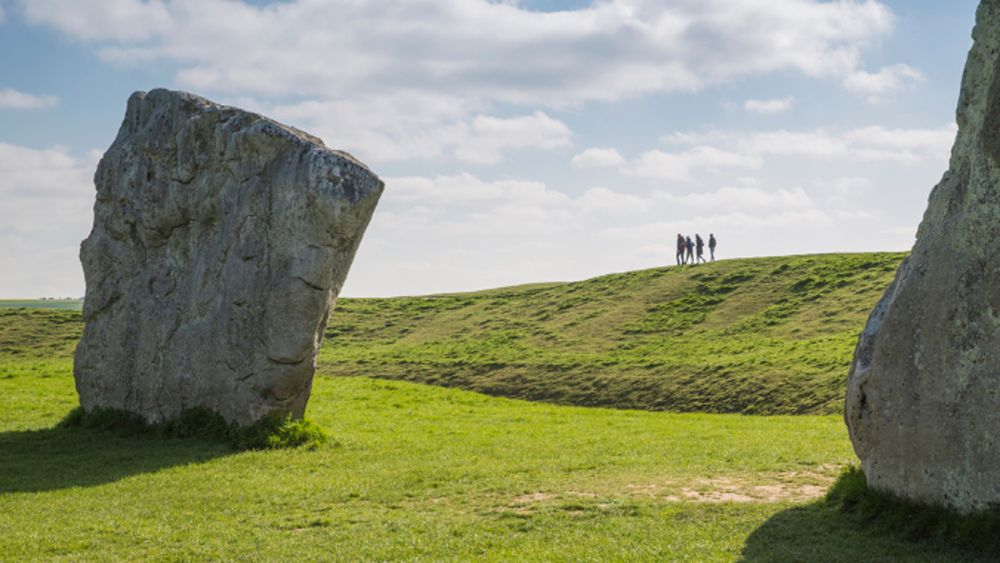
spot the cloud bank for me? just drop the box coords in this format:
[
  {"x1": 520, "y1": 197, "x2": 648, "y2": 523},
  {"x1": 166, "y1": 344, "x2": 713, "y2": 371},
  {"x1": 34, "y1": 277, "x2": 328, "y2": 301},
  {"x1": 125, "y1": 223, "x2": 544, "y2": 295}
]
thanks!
[
  {"x1": 2, "y1": 0, "x2": 951, "y2": 297},
  {"x1": 0, "y1": 143, "x2": 97, "y2": 296},
  {"x1": 17, "y1": 0, "x2": 912, "y2": 165}
]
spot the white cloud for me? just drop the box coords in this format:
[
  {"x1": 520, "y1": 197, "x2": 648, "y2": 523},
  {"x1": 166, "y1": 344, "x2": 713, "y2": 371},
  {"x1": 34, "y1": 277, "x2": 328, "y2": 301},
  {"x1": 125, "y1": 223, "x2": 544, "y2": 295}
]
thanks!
[
  {"x1": 21, "y1": 0, "x2": 172, "y2": 42},
  {"x1": 625, "y1": 146, "x2": 763, "y2": 182},
  {"x1": 817, "y1": 176, "x2": 873, "y2": 203},
  {"x1": 265, "y1": 95, "x2": 569, "y2": 164},
  {"x1": 0, "y1": 87, "x2": 58, "y2": 109},
  {"x1": 744, "y1": 125, "x2": 955, "y2": 163},
  {"x1": 0, "y1": 143, "x2": 97, "y2": 297},
  {"x1": 16, "y1": 0, "x2": 912, "y2": 169},
  {"x1": 655, "y1": 186, "x2": 814, "y2": 210},
  {"x1": 661, "y1": 130, "x2": 734, "y2": 146},
  {"x1": 387, "y1": 175, "x2": 647, "y2": 218},
  {"x1": 572, "y1": 147, "x2": 626, "y2": 168},
  {"x1": 0, "y1": 143, "x2": 95, "y2": 201},
  {"x1": 24, "y1": 0, "x2": 896, "y2": 106},
  {"x1": 744, "y1": 96, "x2": 795, "y2": 114},
  {"x1": 844, "y1": 63, "x2": 923, "y2": 100},
  {"x1": 388, "y1": 172, "x2": 571, "y2": 207},
  {"x1": 451, "y1": 111, "x2": 572, "y2": 164},
  {"x1": 577, "y1": 186, "x2": 648, "y2": 214},
  {"x1": 263, "y1": 93, "x2": 480, "y2": 163},
  {"x1": 739, "y1": 130, "x2": 851, "y2": 157},
  {"x1": 841, "y1": 125, "x2": 953, "y2": 155},
  {"x1": 656, "y1": 123, "x2": 956, "y2": 167}
]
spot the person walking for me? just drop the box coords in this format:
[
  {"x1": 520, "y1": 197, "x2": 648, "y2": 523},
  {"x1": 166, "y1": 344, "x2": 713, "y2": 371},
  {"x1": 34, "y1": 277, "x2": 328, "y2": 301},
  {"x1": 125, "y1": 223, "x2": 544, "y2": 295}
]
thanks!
[
  {"x1": 685, "y1": 235, "x2": 695, "y2": 265},
  {"x1": 708, "y1": 233, "x2": 717, "y2": 262},
  {"x1": 695, "y1": 234, "x2": 706, "y2": 263},
  {"x1": 676, "y1": 234, "x2": 686, "y2": 265}
]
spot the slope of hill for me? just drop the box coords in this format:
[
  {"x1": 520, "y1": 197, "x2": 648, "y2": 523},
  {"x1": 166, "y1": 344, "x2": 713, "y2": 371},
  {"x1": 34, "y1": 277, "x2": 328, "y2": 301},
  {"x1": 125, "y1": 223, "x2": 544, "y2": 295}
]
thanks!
[{"x1": 318, "y1": 252, "x2": 905, "y2": 415}]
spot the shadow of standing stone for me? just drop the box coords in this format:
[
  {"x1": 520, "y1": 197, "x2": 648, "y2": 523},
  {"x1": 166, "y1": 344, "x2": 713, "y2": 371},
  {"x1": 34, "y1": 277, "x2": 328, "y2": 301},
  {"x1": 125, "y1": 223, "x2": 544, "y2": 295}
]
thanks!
[
  {"x1": 0, "y1": 426, "x2": 230, "y2": 493},
  {"x1": 739, "y1": 502, "x2": 987, "y2": 562}
]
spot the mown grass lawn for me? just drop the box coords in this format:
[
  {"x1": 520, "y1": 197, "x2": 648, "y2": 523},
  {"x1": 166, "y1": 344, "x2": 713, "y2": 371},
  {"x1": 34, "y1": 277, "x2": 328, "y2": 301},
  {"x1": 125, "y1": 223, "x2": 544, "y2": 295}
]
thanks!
[
  {"x1": 0, "y1": 255, "x2": 984, "y2": 560},
  {"x1": 0, "y1": 337, "x2": 983, "y2": 560}
]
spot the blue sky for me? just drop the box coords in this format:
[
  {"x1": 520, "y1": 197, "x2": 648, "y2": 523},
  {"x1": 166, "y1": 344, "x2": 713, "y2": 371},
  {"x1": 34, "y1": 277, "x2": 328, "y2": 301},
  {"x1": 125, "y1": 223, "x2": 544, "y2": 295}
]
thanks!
[{"x1": 0, "y1": 0, "x2": 981, "y2": 297}]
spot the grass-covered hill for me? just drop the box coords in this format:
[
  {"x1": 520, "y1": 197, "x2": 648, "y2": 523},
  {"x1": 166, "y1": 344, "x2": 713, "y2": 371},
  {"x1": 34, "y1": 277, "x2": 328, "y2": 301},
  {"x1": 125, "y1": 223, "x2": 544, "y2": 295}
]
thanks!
[
  {"x1": 0, "y1": 311, "x2": 980, "y2": 560},
  {"x1": 1, "y1": 252, "x2": 904, "y2": 417},
  {"x1": 4, "y1": 252, "x2": 988, "y2": 560},
  {"x1": 319, "y1": 252, "x2": 905, "y2": 415}
]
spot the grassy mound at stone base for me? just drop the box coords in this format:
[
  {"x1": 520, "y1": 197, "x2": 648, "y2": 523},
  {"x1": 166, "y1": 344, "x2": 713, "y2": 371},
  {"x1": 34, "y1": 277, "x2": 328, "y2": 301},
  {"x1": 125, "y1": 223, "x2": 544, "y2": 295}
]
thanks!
[
  {"x1": 827, "y1": 465, "x2": 1000, "y2": 557},
  {"x1": 58, "y1": 406, "x2": 328, "y2": 451}
]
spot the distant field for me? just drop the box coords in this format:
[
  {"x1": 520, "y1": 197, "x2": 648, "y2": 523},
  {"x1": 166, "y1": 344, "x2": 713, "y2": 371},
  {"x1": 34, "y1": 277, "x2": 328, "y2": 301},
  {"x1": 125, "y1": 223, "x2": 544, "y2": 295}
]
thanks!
[
  {"x1": 0, "y1": 300, "x2": 82, "y2": 311},
  {"x1": 0, "y1": 306, "x2": 979, "y2": 560},
  {"x1": 319, "y1": 252, "x2": 905, "y2": 415}
]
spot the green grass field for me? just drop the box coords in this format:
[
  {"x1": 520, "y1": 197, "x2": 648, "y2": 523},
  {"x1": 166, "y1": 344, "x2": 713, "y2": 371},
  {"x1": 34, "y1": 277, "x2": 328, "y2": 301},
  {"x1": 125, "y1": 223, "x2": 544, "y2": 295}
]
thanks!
[
  {"x1": 0, "y1": 322, "x2": 979, "y2": 559},
  {"x1": 1, "y1": 253, "x2": 984, "y2": 560},
  {"x1": 319, "y1": 252, "x2": 905, "y2": 415}
]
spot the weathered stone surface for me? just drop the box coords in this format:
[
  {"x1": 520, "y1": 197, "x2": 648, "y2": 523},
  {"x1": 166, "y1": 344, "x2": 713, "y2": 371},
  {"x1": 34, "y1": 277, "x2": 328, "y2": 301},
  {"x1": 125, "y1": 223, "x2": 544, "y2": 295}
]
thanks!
[
  {"x1": 846, "y1": 1, "x2": 1000, "y2": 512},
  {"x1": 73, "y1": 89, "x2": 383, "y2": 426}
]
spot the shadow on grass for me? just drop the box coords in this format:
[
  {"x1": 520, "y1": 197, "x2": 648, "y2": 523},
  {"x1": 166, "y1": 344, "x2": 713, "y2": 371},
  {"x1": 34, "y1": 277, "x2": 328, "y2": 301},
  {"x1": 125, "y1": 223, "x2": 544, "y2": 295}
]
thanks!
[
  {"x1": 0, "y1": 426, "x2": 231, "y2": 493},
  {"x1": 739, "y1": 502, "x2": 989, "y2": 562}
]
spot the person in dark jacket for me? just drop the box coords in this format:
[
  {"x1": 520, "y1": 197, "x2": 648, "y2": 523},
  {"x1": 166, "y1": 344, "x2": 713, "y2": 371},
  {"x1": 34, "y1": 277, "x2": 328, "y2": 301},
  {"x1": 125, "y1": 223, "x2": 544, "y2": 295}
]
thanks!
[
  {"x1": 708, "y1": 233, "x2": 717, "y2": 262},
  {"x1": 676, "y1": 234, "x2": 686, "y2": 265},
  {"x1": 685, "y1": 236, "x2": 695, "y2": 264},
  {"x1": 695, "y1": 234, "x2": 706, "y2": 263}
]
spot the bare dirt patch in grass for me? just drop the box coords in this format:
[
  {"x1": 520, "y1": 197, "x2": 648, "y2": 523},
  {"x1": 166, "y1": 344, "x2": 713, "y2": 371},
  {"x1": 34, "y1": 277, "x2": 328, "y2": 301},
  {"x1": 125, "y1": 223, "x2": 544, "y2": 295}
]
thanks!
[
  {"x1": 507, "y1": 466, "x2": 841, "y2": 511},
  {"x1": 673, "y1": 476, "x2": 828, "y2": 503}
]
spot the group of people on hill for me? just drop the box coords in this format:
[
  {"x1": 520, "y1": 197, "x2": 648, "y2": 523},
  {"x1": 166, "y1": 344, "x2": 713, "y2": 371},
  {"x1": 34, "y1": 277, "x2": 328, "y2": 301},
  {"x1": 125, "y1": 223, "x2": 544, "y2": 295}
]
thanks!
[{"x1": 676, "y1": 233, "x2": 716, "y2": 266}]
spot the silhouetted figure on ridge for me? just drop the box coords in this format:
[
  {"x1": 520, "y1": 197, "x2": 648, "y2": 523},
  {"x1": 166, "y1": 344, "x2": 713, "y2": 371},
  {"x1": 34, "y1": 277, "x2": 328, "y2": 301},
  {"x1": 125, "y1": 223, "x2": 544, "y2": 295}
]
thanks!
[
  {"x1": 708, "y1": 233, "x2": 717, "y2": 262},
  {"x1": 676, "y1": 234, "x2": 686, "y2": 265},
  {"x1": 685, "y1": 236, "x2": 694, "y2": 264},
  {"x1": 695, "y1": 234, "x2": 706, "y2": 264}
]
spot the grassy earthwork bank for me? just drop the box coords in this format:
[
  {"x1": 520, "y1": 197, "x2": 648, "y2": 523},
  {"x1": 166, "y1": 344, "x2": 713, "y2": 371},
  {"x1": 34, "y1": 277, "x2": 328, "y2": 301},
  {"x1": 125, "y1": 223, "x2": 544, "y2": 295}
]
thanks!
[
  {"x1": 319, "y1": 252, "x2": 906, "y2": 415},
  {"x1": 0, "y1": 252, "x2": 989, "y2": 559}
]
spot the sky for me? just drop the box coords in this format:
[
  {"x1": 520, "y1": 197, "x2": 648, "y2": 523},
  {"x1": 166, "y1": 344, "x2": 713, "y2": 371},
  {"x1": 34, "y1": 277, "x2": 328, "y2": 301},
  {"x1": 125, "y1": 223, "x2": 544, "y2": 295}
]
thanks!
[{"x1": 0, "y1": 0, "x2": 981, "y2": 297}]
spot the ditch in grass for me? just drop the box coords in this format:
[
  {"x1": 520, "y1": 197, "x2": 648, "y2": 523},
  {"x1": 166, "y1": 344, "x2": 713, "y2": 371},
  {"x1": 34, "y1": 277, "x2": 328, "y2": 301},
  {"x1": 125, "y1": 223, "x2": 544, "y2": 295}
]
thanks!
[{"x1": 58, "y1": 405, "x2": 329, "y2": 451}]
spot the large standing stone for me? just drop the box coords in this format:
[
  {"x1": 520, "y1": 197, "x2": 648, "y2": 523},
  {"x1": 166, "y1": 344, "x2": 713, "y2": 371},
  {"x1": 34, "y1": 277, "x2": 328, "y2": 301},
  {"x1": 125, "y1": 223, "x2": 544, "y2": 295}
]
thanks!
[
  {"x1": 73, "y1": 89, "x2": 383, "y2": 426},
  {"x1": 846, "y1": 1, "x2": 1000, "y2": 512}
]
